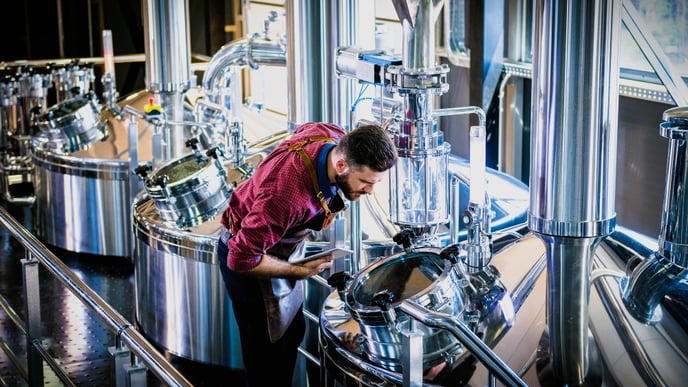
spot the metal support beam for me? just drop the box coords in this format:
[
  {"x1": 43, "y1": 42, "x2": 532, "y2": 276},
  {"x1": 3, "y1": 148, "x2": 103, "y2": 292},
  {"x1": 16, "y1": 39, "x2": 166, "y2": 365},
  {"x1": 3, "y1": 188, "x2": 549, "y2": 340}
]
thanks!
[{"x1": 22, "y1": 254, "x2": 43, "y2": 387}]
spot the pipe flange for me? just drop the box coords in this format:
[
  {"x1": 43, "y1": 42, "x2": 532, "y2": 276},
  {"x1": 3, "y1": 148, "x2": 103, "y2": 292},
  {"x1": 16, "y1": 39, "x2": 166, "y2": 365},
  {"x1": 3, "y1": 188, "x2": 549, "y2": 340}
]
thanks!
[
  {"x1": 386, "y1": 64, "x2": 450, "y2": 95},
  {"x1": 660, "y1": 121, "x2": 688, "y2": 140},
  {"x1": 662, "y1": 106, "x2": 688, "y2": 126}
]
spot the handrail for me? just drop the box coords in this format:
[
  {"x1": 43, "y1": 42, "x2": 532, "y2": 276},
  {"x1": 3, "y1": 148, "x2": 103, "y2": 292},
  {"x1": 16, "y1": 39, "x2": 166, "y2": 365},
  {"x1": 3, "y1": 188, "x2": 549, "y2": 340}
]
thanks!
[
  {"x1": 0, "y1": 54, "x2": 146, "y2": 68},
  {"x1": 0, "y1": 205, "x2": 192, "y2": 386},
  {"x1": 399, "y1": 300, "x2": 527, "y2": 387},
  {"x1": 0, "y1": 336, "x2": 28, "y2": 381}
]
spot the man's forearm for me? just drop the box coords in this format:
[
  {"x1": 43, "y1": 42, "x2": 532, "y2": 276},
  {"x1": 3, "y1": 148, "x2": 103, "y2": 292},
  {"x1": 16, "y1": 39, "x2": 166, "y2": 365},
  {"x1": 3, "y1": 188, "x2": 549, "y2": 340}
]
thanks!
[{"x1": 244, "y1": 253, "x2": 325, "y2": 280}]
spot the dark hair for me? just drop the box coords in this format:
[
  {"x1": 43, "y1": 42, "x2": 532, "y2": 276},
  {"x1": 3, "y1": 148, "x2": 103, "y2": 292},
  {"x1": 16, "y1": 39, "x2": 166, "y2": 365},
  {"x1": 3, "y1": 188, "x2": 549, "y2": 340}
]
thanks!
[{"x1": 337, "y1": 125, "x2": 397, "y2": 172}]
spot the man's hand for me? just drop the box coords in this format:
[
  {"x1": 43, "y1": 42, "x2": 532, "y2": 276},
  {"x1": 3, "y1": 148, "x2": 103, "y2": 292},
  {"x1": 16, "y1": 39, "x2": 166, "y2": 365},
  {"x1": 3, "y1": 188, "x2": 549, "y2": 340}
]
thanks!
[
  {"x1": 244, "y1": 253, "x2": 333, "y2": 280},
  {"x1": 299, "y1": 255, "x2": 333, "y2": 276}
]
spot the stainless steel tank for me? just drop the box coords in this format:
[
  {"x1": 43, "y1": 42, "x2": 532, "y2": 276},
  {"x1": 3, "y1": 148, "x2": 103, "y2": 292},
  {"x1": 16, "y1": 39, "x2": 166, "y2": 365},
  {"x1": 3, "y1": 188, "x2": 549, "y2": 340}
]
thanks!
[
  {"x1": 319, "y1": 226, "x2": 537, "y2": 386},
  {"x1": 132, "y1": 147, "x2": 269, "y2": 367},
  {"x1": 133, "y1": 197, "x2": 243, "y2": 367},
  {"x1": 341, "y1": 248, "x2": 470, "y2": 372},
  {"x1": 33, "y1": 90, "x2": 156, "y2": 257}
]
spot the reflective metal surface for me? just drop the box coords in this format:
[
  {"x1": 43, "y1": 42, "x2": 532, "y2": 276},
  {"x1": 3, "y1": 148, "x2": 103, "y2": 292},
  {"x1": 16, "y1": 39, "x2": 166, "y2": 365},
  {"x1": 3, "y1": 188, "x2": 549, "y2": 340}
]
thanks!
[
  {"x1": 51, "y1": 62, "x2": 95, "y2": 103},
  {"x1": 537, "y1": 234, "x2": 600, "y2": 383},
  {"x1": 592, "y1": 230, "x2": 688, "y2": 387},
  {"x1": 3, "y1": 200, "x2": 243, "y2": 383},
  {"x1": 528, "y1": 1, "x2": 622, "y2": 383},
  {"x1": 142, "y1": 0, "x2": 191, "y2": 159},
  {"x1": 201, "y1": 36, "x2": 286, "y2": 101},
  {"x1": 657, "y1": 106, "x2": 688, "y2": 266},
  {"x1": 393, "y1": 0, "x2": 444, "y2": 70},
  {"x1": 133, "y1": 194, "x2": 243, "y2": 367},
  {"x1": 529, "y1": 0, "x2": 620, "y2": 238},
  {"x1": 622, "y1": 106, "x2": 688, "y2": 325},
  {"x1": 320, "y1": 228, "x2": 688, "y2": 386},
  {"x1": 5, "y1": 2, "x2": 686, "y2": 386},
  {"x1": 33, "y1": 141, "x2": 132, "y2": 256},
  {"x1": 132, "y1": 153, "x2": 263, "y2": 367},
  {"x1": 32, "y1": 90, "x2": 156, "y2": 257},
  {"x1": 335, "y1": 154, "x2": 530, "y2": 254},
  {"x1": 142, "y1": 149, "x2": 230, "y2": 229},
  {"x1": 345, "y1": 249, "x2": 468, "y2": 372},
  {"x1": 143, "y1": 0, "x2": 191, "y2": 93},
  {"x1": 36, "y1": 95, "x2": 107, "y2": 154},
  {"x1": 320, "y1": 230, "x2": 544, "y2": 386}
]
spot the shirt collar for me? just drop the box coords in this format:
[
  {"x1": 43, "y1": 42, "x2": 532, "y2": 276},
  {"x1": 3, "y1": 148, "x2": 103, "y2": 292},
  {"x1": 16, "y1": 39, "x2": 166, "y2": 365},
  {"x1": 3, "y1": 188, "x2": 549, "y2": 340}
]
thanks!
[{"x1": 317, "y1": 143, "x2": 338, "y2": 199}]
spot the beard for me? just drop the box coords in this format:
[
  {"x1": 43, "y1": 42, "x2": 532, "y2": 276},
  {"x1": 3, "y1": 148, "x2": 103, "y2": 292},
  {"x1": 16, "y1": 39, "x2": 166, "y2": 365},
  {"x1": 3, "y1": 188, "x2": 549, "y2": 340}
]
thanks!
[{"x1": 335, "y1": 172, "x2": 364, "y2": 201}]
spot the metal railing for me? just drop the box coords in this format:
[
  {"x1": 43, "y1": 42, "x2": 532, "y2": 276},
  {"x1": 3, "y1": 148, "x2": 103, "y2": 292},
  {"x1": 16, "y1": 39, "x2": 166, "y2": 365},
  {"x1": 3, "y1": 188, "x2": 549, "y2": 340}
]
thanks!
[{"x1": 0, "y1": 205, "x2": 192, "y2": 386}]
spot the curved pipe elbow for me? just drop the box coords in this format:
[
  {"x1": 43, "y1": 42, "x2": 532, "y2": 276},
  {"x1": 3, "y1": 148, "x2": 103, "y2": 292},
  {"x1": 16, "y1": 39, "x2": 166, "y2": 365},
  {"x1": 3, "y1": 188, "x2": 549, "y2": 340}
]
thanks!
[
  {"x1": 201, "y1": 36, "x2": 287, "y2": 94},
  {"x1": 621, "y1": 253, "x2": 687, "y2": 324},
  {"x1": 202, "y1": 38, "x2": 250, "y2": 91}
]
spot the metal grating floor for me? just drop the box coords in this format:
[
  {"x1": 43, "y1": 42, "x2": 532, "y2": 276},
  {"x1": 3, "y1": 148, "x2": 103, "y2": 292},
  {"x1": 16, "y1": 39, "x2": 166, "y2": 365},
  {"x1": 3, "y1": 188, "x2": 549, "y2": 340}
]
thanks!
[{"x1": 0, "y1": 201, "x2": 245, "y2": 386}]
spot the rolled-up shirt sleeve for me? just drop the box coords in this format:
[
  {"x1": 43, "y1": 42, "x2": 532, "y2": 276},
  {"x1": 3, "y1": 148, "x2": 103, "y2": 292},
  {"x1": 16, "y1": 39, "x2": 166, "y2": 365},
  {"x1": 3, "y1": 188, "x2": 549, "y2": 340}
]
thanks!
[{"x1": 227, "y1": 182, "x2": 305, "y2": 271}]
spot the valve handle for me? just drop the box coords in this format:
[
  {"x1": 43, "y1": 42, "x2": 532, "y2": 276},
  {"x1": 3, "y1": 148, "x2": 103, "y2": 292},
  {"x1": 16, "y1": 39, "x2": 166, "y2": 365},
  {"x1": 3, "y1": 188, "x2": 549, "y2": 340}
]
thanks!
[
  {"x1": 153, "y1": 175, "x2": 169, "y2": 188},
  {"x1": 440, "y1": 244, "x2": 462, "y2": 265},
  {"x1": 371, "y1": 290, "x2": 395, "y2": 311},
  {"x1": 393, "y1": 229, "x2": 415, "y2": 249},
  {"x1": 327, "y1": 272, "x2": 352, "y2": 291},
  {"x1": 185, "y1": 137, "x2": 200, "y2": 150},
  {"x1": 134, "y1": 163, "x2": 152, "y2": 179},
  {"x1": 206, "y1": 145, "x2": 225, "y2": 159}
]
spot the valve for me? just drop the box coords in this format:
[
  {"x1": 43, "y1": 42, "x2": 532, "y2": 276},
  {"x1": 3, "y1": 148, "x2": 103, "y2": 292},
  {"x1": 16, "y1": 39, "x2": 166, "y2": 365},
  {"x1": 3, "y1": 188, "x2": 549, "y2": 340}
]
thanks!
[
  {"x1": 440, "y1": 244, "x2": 462, "y2": 265},
  {"x1": 152, "y1": 175, "x2": 169, "y2": 189},
  {"x1": 206, "y1": 144, "x2": 225, "y2": 159},
  {"x1": 371, "y1": 289, "x2": 396, "y2": 310},
  {"x1": 134, "y1": 163, "x2": 152, "y2": 180},
  {"x1": 371, "y1": 289, "x2": 397, "y2": 327},
  {"x1": 327, "y1": 272, "x2": 352, "y2": 291},
  {"x1": 473, "y1": 286, "x2": 506, "y2": 315},
  {"x1": 393, "y1": 229, "x2": 416, "y2": 250},
  {"x1": 185, "y1": 137, "x2": 200, "y2": 151},
  {"x1": 144, "y1": 97, "x2": 162, "y2": 115},
  {"x1": 327, "y1": 272, "x2": 352, "y2": 303}
]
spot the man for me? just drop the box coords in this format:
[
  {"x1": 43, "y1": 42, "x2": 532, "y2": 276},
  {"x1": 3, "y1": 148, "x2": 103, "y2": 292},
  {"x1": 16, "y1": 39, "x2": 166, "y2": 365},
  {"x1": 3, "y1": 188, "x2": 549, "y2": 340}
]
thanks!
[{"x1": 216, "y1": 122, "x2": 397, "y2": 386}]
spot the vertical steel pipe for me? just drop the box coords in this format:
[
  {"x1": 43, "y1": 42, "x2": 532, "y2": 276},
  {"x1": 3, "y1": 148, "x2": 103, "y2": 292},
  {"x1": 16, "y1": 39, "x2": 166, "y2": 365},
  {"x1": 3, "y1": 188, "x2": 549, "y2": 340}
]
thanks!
[
  {"x1": 529, "y1": 0, "x2": 621, "y2": 384},
  {"x1": 286, "y1": 0, "x2": 324, "y2": 129},
  {"x1": 142, "y1": 0, "x2": 192, "y2": 159},
  {"x1": 286, "y1": 0, "x2": 373, "y2": 129},
  {"x1": 143, "y1": 0, "x2": 191, "y2": 93},
  {"x1": 658, "y1": 107, "x2": 688, "y2": 267},
  {"x1": 530, "y1": 0, "x2": 620, "y2": 235},
  {"x1": 388, "y1": 0, "x2": 451, "y2": 231},
  {"x1": 286, "y1": 0, "x2": 374, "y2": 266},
  {"x1": 392, "y1": 0, "x2": 445, "y2": 123},
  {"x1": 622, "y1": 107, "x2": 688, "y2": 324}
]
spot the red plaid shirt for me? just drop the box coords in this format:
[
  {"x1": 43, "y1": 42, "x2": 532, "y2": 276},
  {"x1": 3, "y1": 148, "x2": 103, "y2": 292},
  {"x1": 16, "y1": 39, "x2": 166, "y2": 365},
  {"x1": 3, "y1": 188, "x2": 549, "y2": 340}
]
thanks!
[{"x1": 221, "y1": 122, "x2": 345, "y2": 271}]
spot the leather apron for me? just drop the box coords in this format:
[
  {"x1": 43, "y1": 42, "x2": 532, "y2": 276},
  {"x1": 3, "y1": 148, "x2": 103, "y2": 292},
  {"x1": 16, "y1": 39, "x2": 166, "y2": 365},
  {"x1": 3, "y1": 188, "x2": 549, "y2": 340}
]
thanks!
[{"x1": 259, "y1": 136, "x2": 336, "y2": 343}]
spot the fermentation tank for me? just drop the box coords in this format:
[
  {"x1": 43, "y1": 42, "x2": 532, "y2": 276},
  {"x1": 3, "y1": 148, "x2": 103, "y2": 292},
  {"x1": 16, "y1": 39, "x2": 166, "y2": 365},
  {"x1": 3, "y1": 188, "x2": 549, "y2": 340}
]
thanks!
[
  {"x1": 33, "y1": 91, "x2": 159, "y2": 257},
  {"x1": 132, "y1": 150, "x2": 266, "y2": 368}
]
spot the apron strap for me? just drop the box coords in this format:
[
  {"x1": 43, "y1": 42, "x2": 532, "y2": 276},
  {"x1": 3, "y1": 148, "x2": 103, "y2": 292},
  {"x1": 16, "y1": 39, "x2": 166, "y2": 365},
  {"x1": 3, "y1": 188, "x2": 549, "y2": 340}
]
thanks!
[{"x1": 287, "y1": 137, "x2": 336, "y2": 228}]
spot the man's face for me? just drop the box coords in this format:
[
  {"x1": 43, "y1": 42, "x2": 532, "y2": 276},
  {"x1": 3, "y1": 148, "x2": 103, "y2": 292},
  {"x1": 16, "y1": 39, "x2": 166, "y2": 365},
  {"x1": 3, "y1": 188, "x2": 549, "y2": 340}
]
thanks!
[{"x1": 335, "y1": 164, "x2": 386, "y2": 201}]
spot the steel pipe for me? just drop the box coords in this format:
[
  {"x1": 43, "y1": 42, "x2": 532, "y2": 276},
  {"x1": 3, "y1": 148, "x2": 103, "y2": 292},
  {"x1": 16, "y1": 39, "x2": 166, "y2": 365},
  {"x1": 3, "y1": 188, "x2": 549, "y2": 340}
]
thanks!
[
  {"x1": 529, "y1": 1, "x2": 622, "y2": 384},
  {"x1": 399, "y1": 300, "x2": 527, "y2": 387}
]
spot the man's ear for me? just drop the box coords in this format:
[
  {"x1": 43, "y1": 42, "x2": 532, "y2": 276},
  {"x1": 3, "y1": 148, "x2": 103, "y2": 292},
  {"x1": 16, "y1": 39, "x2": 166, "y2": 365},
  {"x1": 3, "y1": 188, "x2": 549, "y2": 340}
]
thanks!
[{"x1": 335, "y1": 158, "x2": 349, "y2": 174}]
